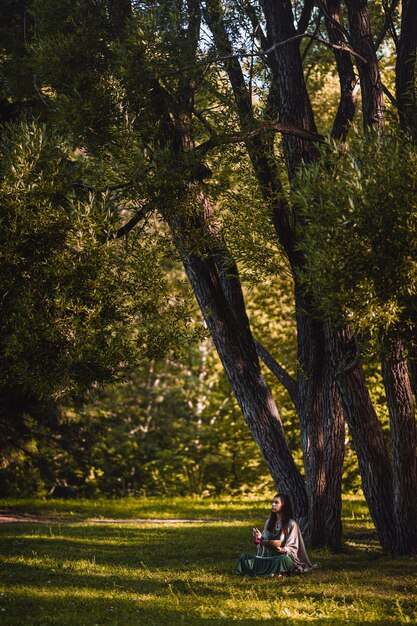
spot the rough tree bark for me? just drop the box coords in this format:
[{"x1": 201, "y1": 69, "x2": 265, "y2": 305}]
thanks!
[
  {"x1": 381, "y1": 336, "x2": 417, "y2": 554},
  {"x1": 395, "y1": 0, "x2": 417, "y2": 134},
  {"x1": 322, "y1": 327, "x2": 345, "y2": 550},
  {"x1": 327, "y1": 325, "x2": 395, "y2": 550},
  {"x1": 324, "y1": 0, "x2": 358, "y2": 140},
  {"x1": 345, "y1": 0, "x2": 384, "y2": 128},
  {"x1": 409, "y1": 347, "x2": 417, "y2": 401}
]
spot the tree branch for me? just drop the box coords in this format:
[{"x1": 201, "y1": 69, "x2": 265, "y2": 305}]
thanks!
[
  {"x1": 254, "y1": 339, "x2": 299, "y2": 408},
  {"x1": 166, "y1": 29, "x2": 368, "y2": 77},
  {"x1": 110, "y1": 204, "x2": 152, "y2": 239},
  {"x1": 73, "y1": 181, "x2": 131, "y2": 193},
  {"x1": 242, "y1": 0, "x2": 270, "y2": 52},
  {"x1": 377, "y1": 0, "x2": 400, "y2": 50},
  {"x1": 262, "y1": 32, "x2": 367, "y2": 64},
  {"x1": 382, "y1": 0, "x2": 399, "y2": 48},
  {"x1": 297, "y1": 0, "x2": 316, "y2": 35},
  {"x1": 301, "y1": 11, "x2": 323, "y2": 64},
  {"x1": 194, "y1": 122, "x2": 323, "y2": 155},
  {"x1": 382, "y1": 82, "x2": 397, "y2": 107}
]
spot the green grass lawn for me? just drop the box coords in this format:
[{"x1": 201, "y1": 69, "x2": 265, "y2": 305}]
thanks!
[{"x1": 0, "y1": 496, "x2": 416, "y2": 625}]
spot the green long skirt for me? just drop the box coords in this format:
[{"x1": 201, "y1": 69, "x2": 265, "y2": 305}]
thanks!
[{"x1": 235, "y1": 552, "x2": 295, "y2": 576}]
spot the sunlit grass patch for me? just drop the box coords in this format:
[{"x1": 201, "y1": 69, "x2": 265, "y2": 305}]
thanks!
[{"x1": 0, "y1": 494, "x2": 273, "y2": 522}]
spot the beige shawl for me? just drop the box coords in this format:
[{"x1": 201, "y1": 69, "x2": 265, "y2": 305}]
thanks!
[{"x1": 257, "y1": 516, "x2": 312, "y2": 571}]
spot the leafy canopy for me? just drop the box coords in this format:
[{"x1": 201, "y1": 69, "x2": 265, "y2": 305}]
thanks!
[{"x1": 294, "y1": 128, "x2": 417, "y2": 343}]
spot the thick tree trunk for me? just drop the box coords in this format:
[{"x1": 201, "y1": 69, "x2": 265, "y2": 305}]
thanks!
[
  {"x1": 260, "y1": 0, "x2": 318, "y2": 178},
  {"x1": 323, "y1": 322, "x2": 345, "y2": 550},
  {"x1": 345, "y1": 0, "x2": 384, "y2": 128},
  {"x1": 325, "y1": 0, "x2": 358, "y2": 140},
  {"x1": 295, "y1": 286, "x2": 327, "y2": 546},
  {"x1": 381, "y1": 336, "x2": 417, "y2": 554},
  {"x1": 172, "y1": 215, "x2": 309, "y2": 525},
  {"x1": 327, "y1": 325, "x2": 395, "y2": 550},
  {"x1": 160, "y1": 171, "x2": 309, "y2": 523},
  {"x1": 294, "y1": 288, "x2": 345, "y2": 548},
  {"x1": 395, "y1": 0, "x2": 417, "y2": 134}
]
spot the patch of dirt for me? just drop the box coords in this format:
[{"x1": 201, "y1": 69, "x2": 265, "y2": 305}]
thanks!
[{"x1": 0, "y1": 511, "x2": 219, "y2": 524}]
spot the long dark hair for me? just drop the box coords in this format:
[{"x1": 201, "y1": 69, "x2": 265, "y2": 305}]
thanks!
[{"x1": 267, "y1": 493, "x2": 294, "y2": 534}]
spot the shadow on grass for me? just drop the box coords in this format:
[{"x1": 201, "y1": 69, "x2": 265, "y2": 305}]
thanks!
[
  {"x1": 1, "y1": 586, "x2": 414, "y2": 626},
  {"x1": 1, "y1": 521, "x2": 416, "y2": 625}
]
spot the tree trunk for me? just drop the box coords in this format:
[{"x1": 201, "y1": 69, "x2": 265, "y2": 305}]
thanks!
[
  {"x1": 395, "y1": 0, "x2": 417, "y2": 134},
  {"x1": 345, "y1": 0, "x2": 384, "y2": 128},
  {"x1": 409, "y1": 346, "x2": 417, "y2": 402},
  {"x1": 323, "y1": 322, "x2": 345, "y2": 550},
  {"x1": 293, "y1": 288, "x2": 345, "y2": 549},
  {"x1": 294, "y1": 286, "x2": 328, "y2": 546},
  {"x1": 260, "y1": 0, "x2": 318, "y2": 179},
  {"x1": 381, "y1": 336, "x2": 417, "y2": 554},
  {"x1": 327, "y1": 325, "x2": 395, "y2": 550},
  {"x1": 325, "y1": 0, "x2": 358, "y2": 140},
  {"x1": 159, "y1": 165, "x2": 309, "y2": 522},
  {"x1": 170, "y1": 209, "x2": 309, "y2": 525}
]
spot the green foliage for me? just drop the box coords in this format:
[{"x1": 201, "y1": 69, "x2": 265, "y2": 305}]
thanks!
[
  {"x1": 0, "y1": 0, "x2": 41, "y2": 119},
  {"x1": 0, "y1": 120, "x2": 195, "y2": 401},
  {"x1": 0, "y1": 340, "x2": 271, "y2": 497},
  {"x1": 0, "y1": 119, "x2": 203, "y2": 497},
  {"x1": 28, "y1": 0, "x2": 125, "y2": 148},
  {"x1": 294, "y1": 129, "x2": 417, "y2": 343}
]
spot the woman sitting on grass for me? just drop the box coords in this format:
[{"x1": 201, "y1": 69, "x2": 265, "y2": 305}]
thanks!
[{"x1": 235, "y1": 493, "x2": 312, "y2": 577}]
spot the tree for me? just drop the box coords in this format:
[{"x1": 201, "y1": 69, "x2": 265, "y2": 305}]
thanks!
[
  {"x1": 197, "y1": 0, "x2": 417, "y2": 554},
  {"x1": 0, "y1": 119, "x2": 199, "y2": 472},
  {"x1": 2, "y1": 0, "x2": 416, "y2": 553},
  {"x1": 295, "y1": 129, "x2": 417, "y2": 555}
]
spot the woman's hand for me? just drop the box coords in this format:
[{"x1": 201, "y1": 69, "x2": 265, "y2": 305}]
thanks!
[
  {"x1": 252, "y1": 527, "x2": 262, "y2": 542},
  {"x1": 253, "y1": 528, "x2": 262, "y2": 540}
]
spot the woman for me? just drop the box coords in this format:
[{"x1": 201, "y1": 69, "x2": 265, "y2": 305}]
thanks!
[{"x1": 235, "y1": 494, "x2": 312, "y2": 577}]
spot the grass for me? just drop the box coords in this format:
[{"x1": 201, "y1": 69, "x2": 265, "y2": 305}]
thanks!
[{"x1": 0, "y1": 496, "x2": 416, "y2": 625}]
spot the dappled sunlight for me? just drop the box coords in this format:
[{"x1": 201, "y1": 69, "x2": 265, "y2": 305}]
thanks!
[
  {"x1": 1, "y1": 499, "x2": 416, "y2": 625},
  {"x1": 0, "y1": 495, "x2": 274, "y2": 523},
  {"x1": 1, "y1": 579, "x2": 415, "y2": 625}
]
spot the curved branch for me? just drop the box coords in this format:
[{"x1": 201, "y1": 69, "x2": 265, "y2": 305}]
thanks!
[
  {"x1": 374, "y1": 0, "x2": 400, "y2": 50},
  {"x1": 195, "y1": 122, "x2": 323, "y2": 156},
  {"x1": 263, "y1": 32, "x2": 368, "y2": 64},
  {"x1": 166, "y1": 30, "x2": 368, "y2": 77}
]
